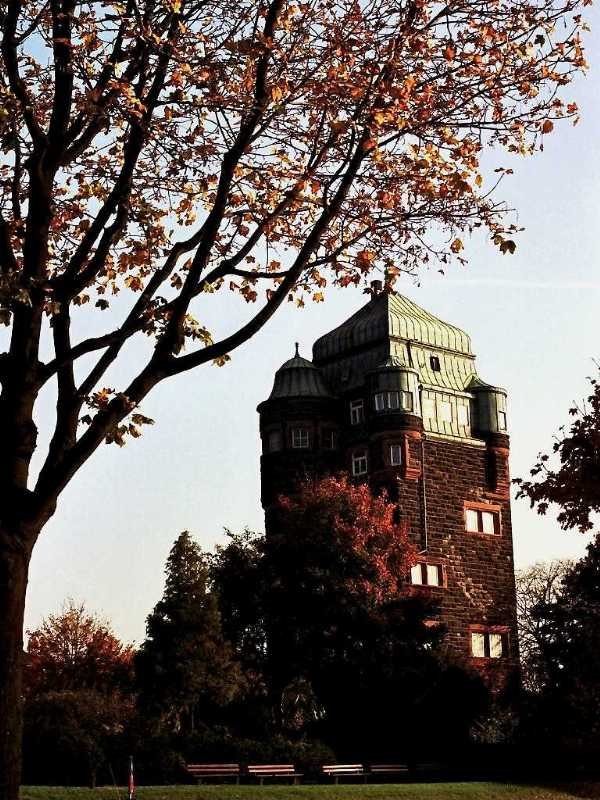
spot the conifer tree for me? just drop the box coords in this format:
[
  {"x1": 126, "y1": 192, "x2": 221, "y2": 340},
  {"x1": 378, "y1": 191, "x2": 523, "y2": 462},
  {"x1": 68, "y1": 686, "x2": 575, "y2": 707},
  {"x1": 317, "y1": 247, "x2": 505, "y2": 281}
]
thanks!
[{"x1": 135, "y1": 531, "x2": 242, "y2": 733}]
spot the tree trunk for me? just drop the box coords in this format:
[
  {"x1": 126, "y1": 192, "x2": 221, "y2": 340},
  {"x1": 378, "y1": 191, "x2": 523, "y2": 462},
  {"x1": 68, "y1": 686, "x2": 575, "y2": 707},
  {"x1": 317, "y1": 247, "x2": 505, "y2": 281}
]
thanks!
[{"x1": 0, "y1": 528, "x2": 33, "y2": 800}]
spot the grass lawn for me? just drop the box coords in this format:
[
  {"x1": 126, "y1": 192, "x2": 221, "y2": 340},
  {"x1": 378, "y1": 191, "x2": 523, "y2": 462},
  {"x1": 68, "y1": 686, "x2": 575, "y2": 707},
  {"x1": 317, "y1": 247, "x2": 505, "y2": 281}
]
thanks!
[{"x1": 21, "y1": 784, "x2": 600, "y2": 800}]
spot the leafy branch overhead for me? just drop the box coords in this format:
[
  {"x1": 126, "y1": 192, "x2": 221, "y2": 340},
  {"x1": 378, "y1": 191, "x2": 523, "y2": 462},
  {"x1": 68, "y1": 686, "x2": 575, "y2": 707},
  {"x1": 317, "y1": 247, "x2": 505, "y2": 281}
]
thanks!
[
  {"x1": 516, "y1": 373, "x2": 600, "y2": 534},
  {"x1": 0, "y1": 0, "x2": 590, "y2": 510}
]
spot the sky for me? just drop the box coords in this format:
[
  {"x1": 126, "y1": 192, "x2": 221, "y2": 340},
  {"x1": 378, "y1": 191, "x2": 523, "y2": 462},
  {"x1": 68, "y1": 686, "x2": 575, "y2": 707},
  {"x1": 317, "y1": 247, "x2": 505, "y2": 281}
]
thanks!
[{"x1": 22, "y1": 7, "x2": 600, "y2": 645}]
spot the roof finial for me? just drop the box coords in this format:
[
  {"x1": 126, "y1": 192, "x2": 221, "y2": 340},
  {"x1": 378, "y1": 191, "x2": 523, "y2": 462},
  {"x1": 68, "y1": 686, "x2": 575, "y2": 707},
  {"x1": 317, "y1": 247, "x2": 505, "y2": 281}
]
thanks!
[{"x1": 294, "y1": 341, "x2": 300, "y2": 357}]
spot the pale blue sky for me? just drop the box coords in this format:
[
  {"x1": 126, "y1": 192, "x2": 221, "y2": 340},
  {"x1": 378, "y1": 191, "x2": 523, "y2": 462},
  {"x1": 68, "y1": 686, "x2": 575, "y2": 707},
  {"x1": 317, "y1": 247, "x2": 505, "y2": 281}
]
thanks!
[{"x1": 24, "y1": 9, "x2": 600, "y2": 644}]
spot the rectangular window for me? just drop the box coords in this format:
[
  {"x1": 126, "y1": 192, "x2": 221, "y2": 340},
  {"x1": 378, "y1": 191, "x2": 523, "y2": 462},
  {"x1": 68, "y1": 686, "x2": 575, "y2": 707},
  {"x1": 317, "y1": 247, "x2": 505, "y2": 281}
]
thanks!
[
  {"x1": 350, "y1": 399, "x2": 364, "y2": 425},
  {"x1": 390, "y1": 444, "x2": 402, "y2": 466},
  {"x1": 291, "y1": 428, "x2": 309, "y2": 449},
  {"x1": 465, "y1": 504, "x2": 500, "y2": 535},
  {"x1": 322, "y1": 430, "x2": 337, "y2": 449},
  {"x1": 426, "y1": 564, "x2": 442, "y2": 587},
  {"x1": 498, "y1": 410, "x2": 507, "y2": 431},
  {"x1": 268, "y1": 430, "x2": 282, "y2": 452},
  {"x1": 481, "y1": 511, "x2": 496, "y2": 535},
  {"x1": 375, "y1": 391, "x2": 402, "y2": 412},
  {"x1": 410, "y1": 562, "x2": 444, "y2": 588},
  {"x1": 489, "y1": 633, "x2": 504, "y2": 659},
  {"x1": 422, "y1": 397, "x2": 435, "y2": 419},
  {"x1": 410, "y1": 564, "x2": 423, "y2": 585},
  {"x1": 438, "y1": 400, "x2": 452, "y2": 424},
  {"x1": 400, "y1": 390, "x2": 413, "y2": 412},
  {"x1": 457, "y1": 404, "x2": 469, "y2": 427},
  {"x1": 471, "y1": 630, "x2": 506, "y2": 659},
  {"x1": 471, "y1": 632, "x2": 486, "y2": 658},
  {"x1": 352, "y1": 450, "x2": 368, "y2": 476}
]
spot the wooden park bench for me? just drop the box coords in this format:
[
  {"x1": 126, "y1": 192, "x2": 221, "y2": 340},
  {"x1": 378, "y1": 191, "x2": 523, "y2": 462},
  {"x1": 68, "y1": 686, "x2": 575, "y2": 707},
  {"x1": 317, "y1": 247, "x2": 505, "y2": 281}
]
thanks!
[
  {"x1": 321, "y1": 764, "x2": 366, "y2": 783},
  {"x1": 186, "y1": 764, "x2": 240, "y2": 784},
  {"x1": 368, "y1": 764, "x2": 409, "y2": 781},
  {"x1": 247, "y1": 764, "x2": 303, "y2": 785}
]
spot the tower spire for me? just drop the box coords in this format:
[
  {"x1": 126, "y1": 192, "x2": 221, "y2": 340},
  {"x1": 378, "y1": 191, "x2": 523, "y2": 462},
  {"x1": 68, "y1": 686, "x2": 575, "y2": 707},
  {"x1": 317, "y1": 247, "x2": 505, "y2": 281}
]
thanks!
[{"x1": 294, "y1": 342, "x2": 299, "y2": 357}]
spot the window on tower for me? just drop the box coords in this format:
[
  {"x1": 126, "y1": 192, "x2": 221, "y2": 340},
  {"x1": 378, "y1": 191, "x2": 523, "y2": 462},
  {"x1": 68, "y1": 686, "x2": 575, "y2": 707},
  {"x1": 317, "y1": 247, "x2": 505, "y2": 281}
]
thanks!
[
  {"x1": 470, "y1": 628, "x2": 507, "y2": 659},
  {"x1": 322, "y1": 430, "x2": 337, "y2": 449},
  {"x1": 352, "y1": 450, "x2": 368, "y2": 476},
  {"x1": 465, "y1": 503, "x2": 501, "y2": 535},
  {"x1": 430, "y1": 355, "x2": 441, "y2": 372},
  {"x1": 291, "y1": 428, "x2": 310, "y2": 449},
  {"x1": 389, "y1": 444, "x2": 402, "y2": 466},
  {"x1": 410, "y1": 562, "x2": 444, "y2": 587},
  {"x1": 457, "y1": 404, "x2": 469, "y2": 427},
  {"x1": 268, "y1": 430, "x2": 282, "y2": 452},
  {"x1": 498, "y1": 410, "x2": 507, "y2": 431},
  {"x1": 350, "y1": 399, "x2": 365, "y2": 425},
  {"x1": 374, "y1": 391, "x2": 413, "y2": 412}
]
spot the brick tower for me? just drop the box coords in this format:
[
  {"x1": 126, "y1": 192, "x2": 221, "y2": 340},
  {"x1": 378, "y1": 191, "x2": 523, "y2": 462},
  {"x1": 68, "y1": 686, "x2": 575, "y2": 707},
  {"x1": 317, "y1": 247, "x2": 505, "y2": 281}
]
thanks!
[{"x1": 257, "y1": 287, "x2": 519, "y2": 680}]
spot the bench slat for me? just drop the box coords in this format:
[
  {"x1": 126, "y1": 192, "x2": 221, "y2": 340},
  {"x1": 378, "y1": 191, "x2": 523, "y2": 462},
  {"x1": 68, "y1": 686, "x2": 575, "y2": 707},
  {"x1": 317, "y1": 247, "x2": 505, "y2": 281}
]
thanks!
[
  {"x1": 322, "y1": 765, "x2": 364, "y2": 772},
  {"x1": 248, "y1": 766, "x2": 297, "y2": 772},
  {"x1": 370, "y1": 765, "x2": 408, "y2": 772}
]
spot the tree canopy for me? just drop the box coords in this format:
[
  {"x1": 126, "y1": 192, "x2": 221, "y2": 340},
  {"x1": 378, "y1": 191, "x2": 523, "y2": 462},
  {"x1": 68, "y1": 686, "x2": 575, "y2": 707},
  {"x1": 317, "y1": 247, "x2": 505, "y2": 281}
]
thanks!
[
  {"x1": 515, "y1": 560, "x2": 573, "y2": 692},
  {"x1": 23, "y1": 602, "x2": 134, "y2": 788},
  {"x1": 24, "y1": 600, "x2": 133, "y2": 696},
  {"x1": 519, "y1": 537, "x2": 600, "y2": 756},
  {"x1": 135, "y1": 531, "x2": 242, "y2": 733},
  {"x1": 0, "y1": 0, "x2": 590, "y2": 516},
  {"x1": 516, "y1": 373, "x2": 600, "y2": 534}
]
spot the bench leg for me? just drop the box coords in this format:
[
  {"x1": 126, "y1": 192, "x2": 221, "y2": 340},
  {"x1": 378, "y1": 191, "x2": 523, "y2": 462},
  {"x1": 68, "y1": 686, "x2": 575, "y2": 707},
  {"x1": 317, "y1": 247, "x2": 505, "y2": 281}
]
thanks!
[
  {"x1": 334, "y1": 776, "x2": 339, "y2": 785},
  {"x1": 259, "y1": 777, "x2": 264, "y2": 786},
  {"x1": 294, "y1": 777, "x2": 299, "y2": 786},
  {"x1": 235, "y1": 777, "x2": 240, "y2": 785}
]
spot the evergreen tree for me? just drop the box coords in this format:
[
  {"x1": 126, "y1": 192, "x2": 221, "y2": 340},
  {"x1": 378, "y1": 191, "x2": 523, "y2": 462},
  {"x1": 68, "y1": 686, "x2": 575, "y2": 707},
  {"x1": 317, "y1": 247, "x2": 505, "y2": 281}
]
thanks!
[{"x1": 136, "y1": 532, "x2": 242, "y2": 733}]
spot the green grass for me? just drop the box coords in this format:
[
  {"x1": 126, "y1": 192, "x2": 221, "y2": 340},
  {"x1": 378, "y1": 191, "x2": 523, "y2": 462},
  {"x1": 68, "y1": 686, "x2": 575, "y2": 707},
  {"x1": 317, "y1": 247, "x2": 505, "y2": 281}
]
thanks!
[{"x1": 21, "y1": 784, "x2": 600, "y2": 800}]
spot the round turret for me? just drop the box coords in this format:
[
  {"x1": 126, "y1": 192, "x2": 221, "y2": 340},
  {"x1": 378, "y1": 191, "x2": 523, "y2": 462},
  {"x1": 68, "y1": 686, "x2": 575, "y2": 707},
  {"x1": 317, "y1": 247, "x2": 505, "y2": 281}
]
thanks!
[
  {"x1": 467, "y1": 375, "x2": 508, "y2": 436},
  {"x1": 257, "y1": 346, "x2": 340, "y2": 507},
  {"x1": 367, "y1": 355, "x2": 421, "y2": 417},
  {"x1": 261, "y1": 343, "x2": 334, "y2": 403}
]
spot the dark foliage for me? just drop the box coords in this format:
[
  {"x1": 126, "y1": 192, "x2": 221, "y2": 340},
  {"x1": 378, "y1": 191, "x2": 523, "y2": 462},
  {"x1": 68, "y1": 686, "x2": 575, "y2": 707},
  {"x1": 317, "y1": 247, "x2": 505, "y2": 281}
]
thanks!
[
  {"x1": 211, "y1": 477, "x2": 491, "y2": 756},
  {"x1": 135, "y1": 531, "x2": 244, "y2": 734},
  {"x1": 520, "y1": 536, "x2": 600, "y2": 760},
  {"x1": 516, "y1": 374, "x2": 600, "y2": 533}
]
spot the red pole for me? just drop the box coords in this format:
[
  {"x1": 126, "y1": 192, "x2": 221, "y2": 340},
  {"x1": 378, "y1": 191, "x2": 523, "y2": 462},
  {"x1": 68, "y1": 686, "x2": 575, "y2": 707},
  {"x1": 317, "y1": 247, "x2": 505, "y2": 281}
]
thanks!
[{"x1": 128, "y1": 756, "x2": 135, "y2": 800}]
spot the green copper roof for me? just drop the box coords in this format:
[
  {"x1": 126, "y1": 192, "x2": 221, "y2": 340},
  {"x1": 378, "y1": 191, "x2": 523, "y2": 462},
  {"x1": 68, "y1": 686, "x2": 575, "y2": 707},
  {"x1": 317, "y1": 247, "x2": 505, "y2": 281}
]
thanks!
[
  {"x1": 265, "y1": 344, "x2": 334, "y2": 401},
  {"x1": 313, "y1": 291, "x2": 472, "y2": 362}
]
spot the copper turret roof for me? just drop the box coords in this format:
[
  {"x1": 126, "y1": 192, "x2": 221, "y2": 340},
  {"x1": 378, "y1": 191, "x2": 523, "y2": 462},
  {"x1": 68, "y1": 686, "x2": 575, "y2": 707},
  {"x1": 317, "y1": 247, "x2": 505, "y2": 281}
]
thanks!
[{"x1": 264, "y1": 344, "x2": 334, "y2": 401}]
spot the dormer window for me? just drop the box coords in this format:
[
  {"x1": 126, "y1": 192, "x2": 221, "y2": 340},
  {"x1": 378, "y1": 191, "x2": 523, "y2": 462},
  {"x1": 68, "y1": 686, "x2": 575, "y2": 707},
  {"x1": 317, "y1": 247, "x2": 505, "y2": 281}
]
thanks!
[
  {"x1": 352, "y1": 450, "x2": 368, "y2": 476},
  {"x1": 268, "y1": 430, "x2": 282, "y2": 452},
  {"x1": 430, "y1": 355, "x2": 441, "y2": 372},
  {"x1": 291, "y1": 428, "x2": 309, "y2": 449},
  {"x1": 374, "y1": 391, "x2": 413, "y2": 412},
  {"x1": 350, "y1": 399, "x2": 364, "y2": 425}
]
